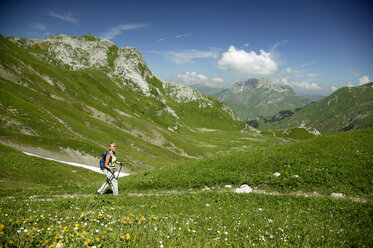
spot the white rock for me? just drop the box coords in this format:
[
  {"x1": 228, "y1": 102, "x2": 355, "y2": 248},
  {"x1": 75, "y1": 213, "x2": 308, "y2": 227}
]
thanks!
[
  {"x1": 235, "y1": 184, "x2": 253, "y2": 193},
  {"x1": 225, "y1": 185, "x2": 232, "y2": 188},
  {"x1": 273, "y1": 172, "x2": 281, "y2": 177}
]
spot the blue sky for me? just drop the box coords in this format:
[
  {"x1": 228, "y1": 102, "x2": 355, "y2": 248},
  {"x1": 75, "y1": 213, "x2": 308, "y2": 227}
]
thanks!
[{"x1": 1, "y1": 0, "x2": 372, "y2": 95}]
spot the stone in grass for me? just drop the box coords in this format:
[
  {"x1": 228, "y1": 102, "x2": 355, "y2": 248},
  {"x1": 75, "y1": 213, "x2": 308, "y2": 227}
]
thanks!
[
  {"x1": 225, "y1": 185, "x2": 232, "y2": 188},
  {"x1": 202, "y1": 186, "x2": 211, "y2": 191},
  {"x1": 331, "y1": 193, "x2": 345, "y2": 199},
  {"x1": 273, "y1": 172, "x2": 281, "y2": 177},
  {"x1": 235, "y1": 184, "x2": 253, "y2": 193}
]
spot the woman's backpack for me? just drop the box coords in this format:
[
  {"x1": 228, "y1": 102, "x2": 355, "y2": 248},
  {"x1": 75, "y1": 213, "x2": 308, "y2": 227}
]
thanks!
[{"x1": 99, "y1": 152, "x2": 112, "y2": 169}]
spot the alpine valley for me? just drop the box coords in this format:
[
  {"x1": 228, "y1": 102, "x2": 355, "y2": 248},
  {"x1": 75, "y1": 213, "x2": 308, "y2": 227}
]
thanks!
[
  {"x1": 0, "y1": 34, "x2": 372, "y2": 247},
  {"x1": 0, "y1": 34, "x2": 273, "y2": 172}
]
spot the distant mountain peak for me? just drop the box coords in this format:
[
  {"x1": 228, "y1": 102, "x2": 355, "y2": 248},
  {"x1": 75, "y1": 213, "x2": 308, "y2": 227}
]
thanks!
[
  {"x1": 212, "y1": 77, "x2": 312, "y2": 120},
  {"x1": 233, "y1": 78, "x2": 293, "y2": 94}
]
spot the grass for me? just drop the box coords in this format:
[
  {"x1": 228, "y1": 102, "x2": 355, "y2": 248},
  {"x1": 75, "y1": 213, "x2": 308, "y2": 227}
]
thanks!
[
  {"x1": 0, "y1": 144, "x2": 102, "y2": 191},
  {"x1": 0, "y1": 191, "x2": 371, "y2": 247},
  {"x1": 120, "y1": 128, "x2": 373, "y2": 198},
  {"x1": 0, "y1": 128, "x2": 371, "y2": 247}
]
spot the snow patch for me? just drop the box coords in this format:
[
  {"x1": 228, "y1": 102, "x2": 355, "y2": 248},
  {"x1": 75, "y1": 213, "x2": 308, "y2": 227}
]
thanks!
[{"x1": 23, "y1": 152, "x2": 129, "y2": 178}]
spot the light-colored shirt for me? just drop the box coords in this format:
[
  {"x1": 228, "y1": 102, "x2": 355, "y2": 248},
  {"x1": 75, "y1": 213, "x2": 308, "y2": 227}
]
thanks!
[{"x1": 106, "y1": 154, "x2": 117, "y2": 170}]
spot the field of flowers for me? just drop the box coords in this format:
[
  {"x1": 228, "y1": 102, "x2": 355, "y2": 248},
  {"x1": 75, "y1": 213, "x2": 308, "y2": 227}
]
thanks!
[
  {"x1": 0, "y1": 191, "x2": 371, "y2": 247},
  {"x1": 1, "y1": 128, "x2": 372, "y2": 247}
]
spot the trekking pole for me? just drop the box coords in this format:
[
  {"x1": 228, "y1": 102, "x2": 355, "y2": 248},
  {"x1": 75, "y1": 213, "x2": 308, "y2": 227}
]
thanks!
[{"x1": 115, "y1": 162, "x2": 124, "y2": 179}]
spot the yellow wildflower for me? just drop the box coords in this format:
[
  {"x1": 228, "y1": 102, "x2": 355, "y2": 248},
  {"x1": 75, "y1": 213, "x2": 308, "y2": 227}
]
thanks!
[
  {"x1": 125, "y1": 233, "x2": 130, "y2": 240},
  {"x1": 0, "y1": 224, "x2": 4, "y2": 229},
  {"x1": 9, "y1": 219, "x2": 13, "y2": 223},
  {"x1": 0, "y1": 231, "x2": 4, "y2": 235},
  {"x1": 95, "y1": 237, "x2": 100, "y2": 242},
  {"x1": 44, "y1": 240, "x2": 49, "y2": 244},
  {"x1": 9, "y1": 240, "x2": 15, "y2": 244},
  {"x1": 84, "y1": 238, "x2": 91, "y2": 246}
]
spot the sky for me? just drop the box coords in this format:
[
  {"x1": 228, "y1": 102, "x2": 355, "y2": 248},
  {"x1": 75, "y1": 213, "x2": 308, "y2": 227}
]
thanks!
[{"x1": 0, "y1": 0, "x2": 372, "y2": 96}]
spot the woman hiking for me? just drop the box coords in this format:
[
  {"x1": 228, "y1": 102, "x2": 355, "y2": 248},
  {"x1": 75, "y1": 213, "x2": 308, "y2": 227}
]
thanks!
[{"x1": 97, "y1": 142, "x2": 123, "y2": 196}]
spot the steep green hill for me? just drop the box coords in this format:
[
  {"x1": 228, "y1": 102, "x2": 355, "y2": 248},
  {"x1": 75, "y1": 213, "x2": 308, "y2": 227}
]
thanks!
[
  {"x1": 212, "y1": 78, "x2": 312, "y2": 121},
  {"x1": 120, "y1": 127, "x2": 373, "y2": 197},
  {"x1": 259, "y1": 83, "x2": 373, "y2": 133},
  {"x1": 0, "y1": 34, "x2": 272, "y2": 171}
]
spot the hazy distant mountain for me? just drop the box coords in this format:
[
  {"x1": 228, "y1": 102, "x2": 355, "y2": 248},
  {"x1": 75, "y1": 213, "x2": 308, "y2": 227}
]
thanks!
[
  {"x1": 212, "y1": 78, "x2": 312, "y2": 121},
  {"x1": 261, "y1": 83, "x2": 373, "y2": 133},
  {"x1": 189, "y1": 84, "x2": 227, "y2": 96}
]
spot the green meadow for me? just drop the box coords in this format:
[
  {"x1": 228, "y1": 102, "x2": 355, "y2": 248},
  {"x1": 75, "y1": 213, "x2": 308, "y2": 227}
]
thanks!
[{"x1": 1, "y1": 128, "x2": 372, "y2": 247}]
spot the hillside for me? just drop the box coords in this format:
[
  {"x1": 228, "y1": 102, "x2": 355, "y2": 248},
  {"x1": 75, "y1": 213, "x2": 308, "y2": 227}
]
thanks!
[
  {"x1": 0, "y1": 127, "x2": 371, "y2": 247},
  {"x1": 212, "y1": 78, "x2": 312, "y2": 121},
  {"x1": 0, "y1": 34, "x2": 270, "y2": 171},
  {"x1": 259, "y1": 83, "x2": 373, "y2": 133},
  {"x1": 120, "y1": 127, "x2": 373, "y2": 197}
]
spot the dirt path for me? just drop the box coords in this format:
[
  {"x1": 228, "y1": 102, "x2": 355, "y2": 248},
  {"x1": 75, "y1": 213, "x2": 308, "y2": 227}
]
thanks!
[{"x1": 26, "y1": 188, "x2": 368, "y2": 203}]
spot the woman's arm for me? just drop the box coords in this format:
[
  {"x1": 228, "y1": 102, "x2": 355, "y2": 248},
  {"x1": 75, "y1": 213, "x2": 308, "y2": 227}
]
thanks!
[{"x1": 105, "y1": 154, "x2": 116, "y2": 172}]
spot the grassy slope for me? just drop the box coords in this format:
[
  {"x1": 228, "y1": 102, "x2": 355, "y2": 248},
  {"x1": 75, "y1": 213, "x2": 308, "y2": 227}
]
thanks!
[
  {"x1": 0, "y1": 144, "x2": 103, "y2": 191},
  {"x1": 120, "y1": 127, "x2": 373, "y2": 197},
  {"x1": 0, "y1": 35, "x2": 270, "y2": 171},
  {"x1": 259, "y1": 83, "x2": 373, "y2": 132}
]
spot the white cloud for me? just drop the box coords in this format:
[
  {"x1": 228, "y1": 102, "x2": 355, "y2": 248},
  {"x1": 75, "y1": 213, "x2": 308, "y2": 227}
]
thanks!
[
  {"x1": 279, "y1": 77, "x2": 324, "y2": 94},
  {"x1": 47, "y1": 11, "x2": 80, "y2": 24},
  {"x1": 177, "y1": 71, "x2": 224, "y2": 87},
  {"x1": 29, "y1": 22, "x2": 47, "y2": 30},
  {"x1": 286, "y1": 67, "x2": 292, "y2": 73},
  {"x1": 358, "y1": 76, "x2": 371, "y2": 85},
  {"x1": 177, "y1": 71, "x2": 208, "y2": 85},
  {"x1": 330, "y1": 86, "x2": 338, "y2": 92},
  {"x1": 211, "y1": 77, "x2": 224, "y2": 83},
  {"x1": 152, "y1": 49, "x2": 218, "y2": 64},
  {"x1": 101, "y1": 23, "x2": 148, "y2": 40},
  {"x1": 175, "y1": 33, "x2": 192, "y2": 38},
  {"x1": 218, "y1": 46, "x2": 278, "y2": 75},
  {"x1": 286, "y1": 81, "x2": 321, "y2": 90},
  {"x1": 157, "y1": 38, "x2": 164, "y2": 42}
]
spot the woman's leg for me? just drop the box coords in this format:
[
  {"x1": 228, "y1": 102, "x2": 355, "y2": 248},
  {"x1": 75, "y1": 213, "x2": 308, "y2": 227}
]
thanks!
[
  {"x1": 97, "y1": 170, "x2": 112, "y2": 194},
  {"x1": 111, "y1": 177, "x2": 118, "y2": 196}
]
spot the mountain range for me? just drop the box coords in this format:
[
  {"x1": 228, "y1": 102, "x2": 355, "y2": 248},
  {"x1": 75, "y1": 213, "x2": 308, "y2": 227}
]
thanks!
[
  {"x1": 197, "y1": 78, "x2": 312, "y2": 121},
  {"x1": 259, "y1": 82, "x2": 373, "y2": 133},
  {"x1": 0, "y1": 34, "x2": 258, "y2": 171}
]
